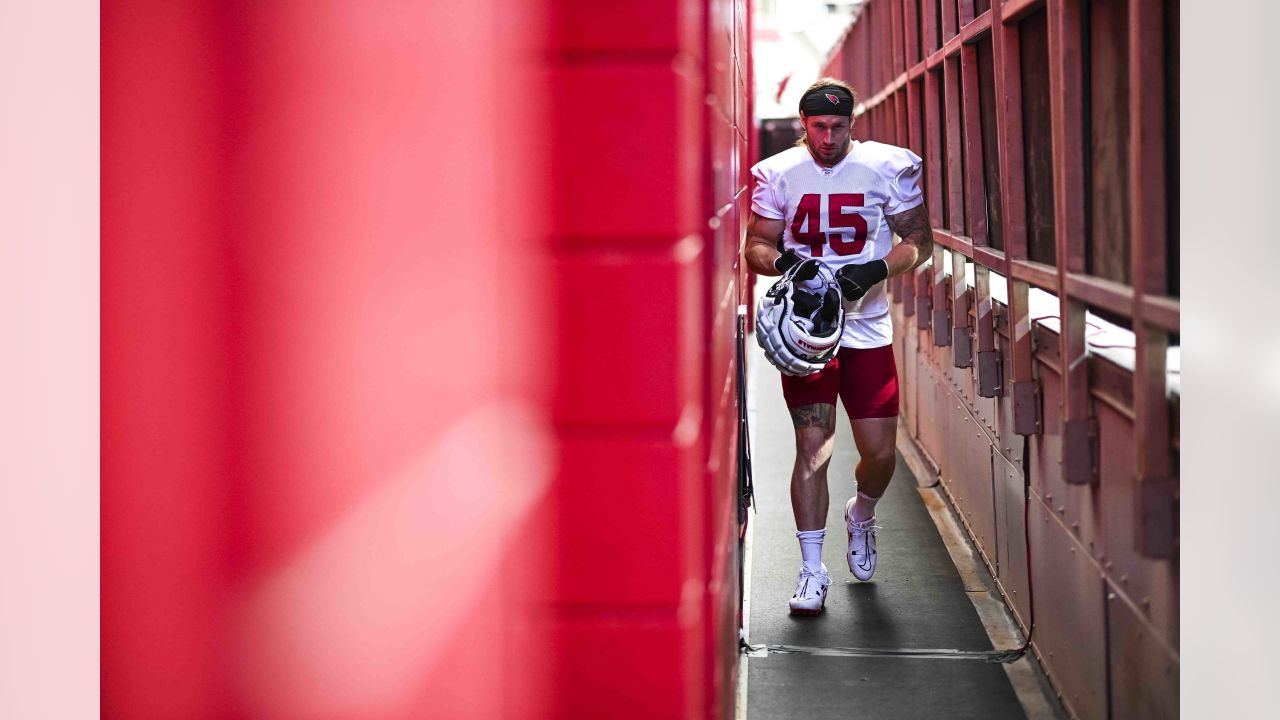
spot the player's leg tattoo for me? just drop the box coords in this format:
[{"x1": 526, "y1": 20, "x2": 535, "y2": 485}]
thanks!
[{"x1": 789, "y1": 403, "x2": 836, "y2": 432}]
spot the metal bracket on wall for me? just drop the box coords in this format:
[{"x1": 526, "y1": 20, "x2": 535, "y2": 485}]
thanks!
[
  {"x1": 917, "y1": 270, "x2": 932, "y2": 329},
  {"x1": 1136, "y1": 475, "x2": 1177, "y2": 559},
  {"x1": 933, "y1": 276, "x2": 951, "y2": 347},
  {"x1": 1062, "y1": 416, "x2": 1099, "y2": 485},
  {"x1": 952, "y1": 326, "x2": 973, "y2": 368},
  {"x1": 991, "y1": 304, "x2": 1006, "y2": 331},
  {"x1": 933, "y1": 307, "x2": 952, "y2": 346},
  {"x1": 1011, "y1": 380, "x2": 1041, "y2": 436},
  {"x1": 976, "y1": 350, "x2": 1002, "y2": 397}
]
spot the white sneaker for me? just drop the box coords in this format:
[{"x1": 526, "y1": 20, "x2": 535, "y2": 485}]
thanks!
[
  {"x1": 788, "y1": 564, "x2": 831, "y2": 616},
  {"x1": 845, "y1": 497, "x2": 879, "y2": 581}
]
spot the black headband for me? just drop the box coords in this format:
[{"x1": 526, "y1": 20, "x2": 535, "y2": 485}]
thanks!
[{"x1": 799, "y1": 86, "x2": 853, "y2": 117}]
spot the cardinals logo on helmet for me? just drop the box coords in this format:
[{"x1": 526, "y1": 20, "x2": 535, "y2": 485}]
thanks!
[{"x1": 825, "y1": 93, "x2": 840, "y2": 104}]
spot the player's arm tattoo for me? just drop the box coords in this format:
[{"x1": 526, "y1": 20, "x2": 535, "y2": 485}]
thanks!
[
  {"x1": 789, "y1": 403, "x2": 836, "y2": 431},
  {"x1": 744, "y1": 212, "x2": 788, "y2": 276},
  {"x1": 885, "y1": 204, "x2": 934, "y2": 274}
]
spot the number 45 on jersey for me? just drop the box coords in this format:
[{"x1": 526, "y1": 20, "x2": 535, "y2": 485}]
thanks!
[{"x1": 791, "y1": 193, "x2": 868, "y2": 258}]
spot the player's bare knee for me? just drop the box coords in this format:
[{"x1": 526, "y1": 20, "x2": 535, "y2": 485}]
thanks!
[
  {"x1": 794, "y1": 427, "x2": 834, "y2": 462},
  {"x1": 858, "y1": 444, "x2": 895, "y2": 472}
]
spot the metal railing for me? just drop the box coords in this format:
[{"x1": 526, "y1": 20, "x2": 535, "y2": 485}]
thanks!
[{"x1": 827, "y1": 0, "x2": 1178, "y2": 558}]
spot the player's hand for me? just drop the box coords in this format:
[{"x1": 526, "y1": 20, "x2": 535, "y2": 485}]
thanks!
[
  {"x1": 774, "y1": 248, "x2": 801, "y2": 274},
  {"x1": 835, "y1": 260, "x2": 889, "y2": 302}
]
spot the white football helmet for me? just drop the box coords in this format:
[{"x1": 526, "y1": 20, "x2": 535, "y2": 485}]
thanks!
[{"x1": 756, "y1": 259, "x2": 845, "y2": 376}]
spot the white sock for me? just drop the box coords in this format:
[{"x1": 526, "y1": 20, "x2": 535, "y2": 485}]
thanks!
[
  {"x1": 851, "y1": 490, "x2": 880, "y2": 524},
  {"x1": 796, "y1": 529, "x2": 826, "y2": 572}
]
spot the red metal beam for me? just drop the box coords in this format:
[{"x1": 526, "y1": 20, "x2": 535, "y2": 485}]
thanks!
[
  {"x1": 961, "y1": 45, "x2": 989, "y2": 245},
  {"x1": 1048, "y1": 0, "x2": 1094, "y2": 484},
  {"x1": 991, "y1": 0, "x2": 1037, "y2": 432},
  {"x1": 960, "y1": 37, "x2": 998, "y2": 392},
  {"x1": 932, "y1": 228, "x2": 974, "y2": 257},
  {"x1": 1142, "y1": 295, "x2": 1180, "y2": 334},
  {"x1": 972, "y1": 244, "x2": 1005, "y2": 270},
  {"x1": 924, "y1": 68, "x2": 945, "y2": 229},
  {"x1": 942, "y1": 0, "x2": 959, "y2": 40},
  {"x1": 944, "y1": 57, "x2": 966, "y2": 235},
  {"x1": 861, "y1": 72, "x2": 909, "y2": 113},
  {"x1": 952, "y1": 236, "x2": 973, "y2": 367},
  {"x1": 926, "y1": 31, "x2": 966, "y2": 67},
  {"x1": 1128, "y1": 0, "x2": 1175, "y2": 558},
  {"x1": 923, "y1": 0, "x2": 940, "y2": 56},
  {"x1": 907, "y1": 76, "x2": 924, "y2": 157},
  {"x1": 961, "y1": 9, "x2": 993, "y2": 44},
  {"x1": 1001, "y1": 0, "x2": 1046, "y2": 25},
  {"x1": 904, "y1": 0, "x2": 921, "y2": 66},
  {"x1": 932, "y1": 243, "x2": 950, "y2": 346},
  {"x1": 1009, "y1": 258, "x2": 1059, "y2": 293},
  {"x1": 891, "y1": 0, "x2": 904, "y2": 82},
  {"x1": 867, "y1": 3, "x2": 878, "y2": 99},
  {"x1": 1063, "y1": 272, "x2": 1134, "y2": 319},
  {"x1": 862, "y1": 9, "x2": 992, "y2": 116}
]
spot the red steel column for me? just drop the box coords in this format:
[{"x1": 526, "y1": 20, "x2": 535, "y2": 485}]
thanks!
[
  {"x1": 542, "y1": 1, "x2": 709, "y2": 717},
  {"x1": 102, "y1": 2, "x2": 550, "y2": 717}
]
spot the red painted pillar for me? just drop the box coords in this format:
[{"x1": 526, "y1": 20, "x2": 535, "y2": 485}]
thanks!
[
  {"x1": 102, "y1": 2, "x2": 550, "y2": 717},
  {"x1": 104, "y1": 1, "x2": 752, "y2": 716},
  {"x1": 541, "y1": 1, "x2": 708, "y2": 717}
]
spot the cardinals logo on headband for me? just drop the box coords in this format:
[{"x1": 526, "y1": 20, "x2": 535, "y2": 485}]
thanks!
[{"x1": 825, "y1": 93, "x2": 840, "y2": 104}]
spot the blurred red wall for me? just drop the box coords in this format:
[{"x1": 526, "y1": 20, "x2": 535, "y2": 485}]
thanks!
[
  {"x1": 102, "y1": 1, "x2": 749, "y2": 717},
  {"x1": 103, "y1": 1, "x2": 551, "y2": 717},
  {"x1": 537, "y1": 1, "x2": 751, "y2": 718}
]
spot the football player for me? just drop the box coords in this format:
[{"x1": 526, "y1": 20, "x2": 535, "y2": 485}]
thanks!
[{"x1": 744, "y1": 78, "x2": 934, "y2": 615}]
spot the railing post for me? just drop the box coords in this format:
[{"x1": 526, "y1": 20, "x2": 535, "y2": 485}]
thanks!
[
  {"x1": 993, "y1": 1, "x2": 1040, "y2": 434},
  {"x1": 1047, "y1": 0, "x2": 1095, "y2": 483},
  {"x1": 1129, "y1": 0, "x2": 1175, "y2": 558}
]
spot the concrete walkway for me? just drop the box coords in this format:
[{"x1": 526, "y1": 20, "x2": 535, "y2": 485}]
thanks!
[{"x1": 741, "y1": 327, "x2": 1063, "y2": 719}]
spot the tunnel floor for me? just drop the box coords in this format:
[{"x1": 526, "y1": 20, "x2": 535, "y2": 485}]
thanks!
[{"x1": 742, "y1": 321, "x2": 1064, "y2": 720}]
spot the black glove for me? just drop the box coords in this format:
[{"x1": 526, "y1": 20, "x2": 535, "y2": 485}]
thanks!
[
  {"x1": 835, "y1": 260, "x2": 889, "y2": 302},
  {"x1": 774, "y1": 248, "x2": 801, "y2": 274}
]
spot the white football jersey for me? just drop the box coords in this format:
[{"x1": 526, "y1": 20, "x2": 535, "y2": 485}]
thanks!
[{"x1": 751, "y1": 140, "x2": 923, "y2": 348}]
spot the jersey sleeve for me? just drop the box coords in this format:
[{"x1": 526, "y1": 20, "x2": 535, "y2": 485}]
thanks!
[
  {"x1": 881, "y1": 146, "x2": 925, "y2": 215},
  {"x1": 750, "y1": 165, "x2": 785, "y2": 220}
]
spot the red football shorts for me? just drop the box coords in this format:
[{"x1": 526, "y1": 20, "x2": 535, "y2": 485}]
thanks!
[{"x1": 780, "y1": 344, "x2": 900, "y2": 419}]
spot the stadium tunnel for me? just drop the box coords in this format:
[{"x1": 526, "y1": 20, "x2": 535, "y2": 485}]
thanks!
[{"x1": 101, "y1": 0, "x2": 1178, "y2": 718}]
